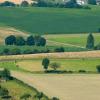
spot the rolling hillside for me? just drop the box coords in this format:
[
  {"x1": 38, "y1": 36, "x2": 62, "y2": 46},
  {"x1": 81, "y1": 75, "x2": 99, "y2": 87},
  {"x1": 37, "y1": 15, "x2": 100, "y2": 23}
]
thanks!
[{"x1": 0, "y1": 6, "x2": 100, "y2": 34}]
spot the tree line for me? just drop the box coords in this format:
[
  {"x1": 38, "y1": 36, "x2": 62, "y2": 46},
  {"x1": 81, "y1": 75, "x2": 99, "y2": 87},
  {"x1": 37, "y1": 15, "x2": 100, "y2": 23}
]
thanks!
[
  {"x1": 0, "y1": 0, "x2": 92, "y2": 9},
  {"x1": 5, "y1": 35, "x2": 46, "y2": 46}
]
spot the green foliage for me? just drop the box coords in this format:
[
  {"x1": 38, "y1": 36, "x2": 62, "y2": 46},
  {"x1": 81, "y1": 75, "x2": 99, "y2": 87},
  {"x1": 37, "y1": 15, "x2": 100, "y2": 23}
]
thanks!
[
  {"x1": 5, "y1": 35, "x2": 46, "y2": 47},
  {"x1": 64, "y1": 0, "x2": 82, "y2": 8},
  {"x1": 0, "y1": 1, "x2": 16, "y2": 7},
  {"x1": 52, "y1": 97, "x2": 59, "y2": 100},
  {"x1": 5, "y1": 35, "x2": 16, "y2": 45},
  {"x1": 94, "y1": 43, "x2": 100, "y2": 50},
  {"x1": 96, "y1": 65, "x2": 100, "y2": 73},
  {"x1": 0, "y1": 86, "x2": 9, "y2": 97},
  {"x1": 50, "y1": 62, "x2": 60, "y2": 71},
  {"x1": 88, "y1": 0, "x2": 96, "y2": 5},
  {"x1": 15, "y1": 36, "x2": 26, "y2": 46},
  {"x1": 86, "y1": 33, "x2": 94, "y2": 49},
  {"x1": 35, "y1": 92, "x2": 44, "y2": 100},
  {"x1": 10, "y1": 48, "x2": 21, "y2": 55},
  {"x1": 34, "y1": 35, "x2": 46, "y2": 46},
  {"x1": 21, "y1": 1, "x2": 29, "y2": 7},
  {"x1": 42, "y1": 58, "x2": 50, "y2": 70},
  {"x1": 54, "y1": 47, "x2": 65, "y2": 52},
  {"x1": 0, "y1": 68, "x2": 11, "y2": 81},
  {"x1": 39, "y1": 37, "x2": 46, "y2": 46},
  {"x1": 20, "y1": 93, "x2": 31, "y2": 100},
  {"x1": 26, "y1": 36, "x2": 35, "y2": 46}
]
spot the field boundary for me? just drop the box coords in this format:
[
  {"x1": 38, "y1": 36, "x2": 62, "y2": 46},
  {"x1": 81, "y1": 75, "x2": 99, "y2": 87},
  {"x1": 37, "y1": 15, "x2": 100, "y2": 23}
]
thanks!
[{"x1": 0, "y1": 50, "x2": 100, "y2": 61}]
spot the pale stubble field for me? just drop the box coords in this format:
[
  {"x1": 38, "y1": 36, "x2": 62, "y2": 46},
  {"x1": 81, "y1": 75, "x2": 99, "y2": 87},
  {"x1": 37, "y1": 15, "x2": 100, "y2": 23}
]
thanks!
[{"x1": 12, "y1": 71, "x2": 100, "y2": 100}]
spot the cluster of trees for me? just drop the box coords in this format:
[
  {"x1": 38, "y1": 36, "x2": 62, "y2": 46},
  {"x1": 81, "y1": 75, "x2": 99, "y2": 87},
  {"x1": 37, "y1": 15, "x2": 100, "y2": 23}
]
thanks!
[
  {"x1": 86, "y1": 33, "x2": 100, "y2": 50},
  {"x1": 0, "y1": 1, "x2": 16, "y2": 7},
  {"x1": 42, "y1": 58, "x2": 61, "y2": 71},
  {"x1": 5, "y1": 35, "x2": 46, "y2": 46},
  {"x1": 33, "y1": 0, "x2": 91, "y2": 9},
  {"x1": 0, "y1": 0, "x2": 91, "y2": 9}
]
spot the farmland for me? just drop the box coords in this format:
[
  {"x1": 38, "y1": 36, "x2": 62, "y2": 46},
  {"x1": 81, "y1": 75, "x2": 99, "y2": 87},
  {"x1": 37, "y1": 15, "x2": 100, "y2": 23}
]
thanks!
[
  {"x1": 0, "y1": 4, "x2": 100, "y2": 100},
  {"x1": 0, "y1": 6, "x2": 100, "y2": 33},
  {"x1": 45, "y1": 33, "x2": 100, "y2": 47},
  {"x1": 0, "y1": 80, "x2": 49, "y2": 100},
  {"x1": 12, "y1": 71, "x2": 100, "y2": 100},
  {"x1": 0, "y1": 57, "x2": 100, "y2": 73}
]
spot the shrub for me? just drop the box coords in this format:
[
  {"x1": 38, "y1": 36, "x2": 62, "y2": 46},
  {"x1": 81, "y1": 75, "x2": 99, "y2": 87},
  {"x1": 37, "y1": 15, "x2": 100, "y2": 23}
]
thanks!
[
  {"x1": 3, "y1": 48, "x2": 10, "y2": 55},
  {"x1": 0, "y1": 86, "x2": 9, "y2": 97},
  {"x1": 15, "y1": 36, "x2": 26, "y2": 46},
  {"x1": 52, "y1": 97, "x2": 59, "y2": 100},
  {"x1": 0, "y1": 69, "x2": 11, "y2": 81},
  {"x1": 50, "y1": 62, "x2": 60, "y2": 71},
  {"x1": 94, "y1": 43, "x2": 100, "y2": 50},
  {"x1": 54, "y1": 47, "x2": 65, "y2": 52},
  {"x1": 96, "y1": 65, "x2": 100, "y2": 73},
  {"x1": 34, "y1": 92, "x2": 44, "y2": 100},
  {"x1": 78, "y1": 70, "x2": 86, "y2": 73},
  {"x1": 23, "y1": 49, "x2": 33, "y2": 54},
  {"x1": 10, "y1": 48, "x2": 21, "y2": 55},
  {"x1": 20, "y1": 93, "x2": 31, "y2": 100},
  {"x1": 82, "y1": 5, "x2": 91, "y2": 9}
]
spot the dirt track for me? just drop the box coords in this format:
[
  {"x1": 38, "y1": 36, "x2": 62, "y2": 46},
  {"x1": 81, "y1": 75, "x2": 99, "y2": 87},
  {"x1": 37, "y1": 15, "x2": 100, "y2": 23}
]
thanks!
[
  {"x1": 12, "y1": 71, "x2": 100, "y2": 100},
  {"x1": 0, "y1": 50, "x2": 100, "y2": 61}
]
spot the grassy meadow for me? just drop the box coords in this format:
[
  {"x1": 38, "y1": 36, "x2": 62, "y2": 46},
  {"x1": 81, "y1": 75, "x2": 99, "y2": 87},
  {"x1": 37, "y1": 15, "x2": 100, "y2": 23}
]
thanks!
[
  {"x1": 45, "y1": 33, "x2": 100, "y2": 47},
  {"x1": 0, "y1": 6, "x2": 100, "y2": 33},
  {"x1": 0, "y1": 80, "x2": 48, "y2": 100},
  {"x1": 0, "y1": 58, "x2": 100, "y2": 73}
]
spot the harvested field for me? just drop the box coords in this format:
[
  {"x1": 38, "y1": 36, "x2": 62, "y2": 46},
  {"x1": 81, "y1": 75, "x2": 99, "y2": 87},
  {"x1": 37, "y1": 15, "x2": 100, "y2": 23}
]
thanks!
[
  {"x1": 12, "y1": 71, "x2": 100, "y2": 100},
  {"x1": 0, "y1": 51, "x2": 100, "y2": 61}
]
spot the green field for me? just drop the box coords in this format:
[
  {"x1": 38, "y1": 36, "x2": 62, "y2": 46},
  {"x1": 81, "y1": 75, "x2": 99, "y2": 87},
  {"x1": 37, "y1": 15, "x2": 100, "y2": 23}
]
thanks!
[
  {"x1": 0, "y1": 6, "x2": 100, "y2": 33},
  {"x1": 0, "y1": 80, "x2": 48, "y2": 100},
  {"x1": 0, "y1": 58, "x2": 100, "y2": 73},
  {"x1": 45, "y1": 33, "x2": 100, "y2": 47}
]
